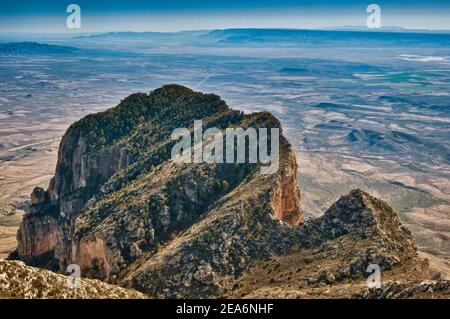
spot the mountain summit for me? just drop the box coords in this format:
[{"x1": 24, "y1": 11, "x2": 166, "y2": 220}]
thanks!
[
  {"x1": 10, "y1": 85, "x2": 302, "y2": 297},
  {"x1": 8, "y1": 85, "x2": 449, "y2": 298}
]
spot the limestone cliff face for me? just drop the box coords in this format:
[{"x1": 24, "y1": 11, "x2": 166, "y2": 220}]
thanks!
[
  {"x1": 270, "y1": 149, "x2": 302, "y2": 227},
  {"x1": 14, "y1": 128, "x2": 131, "y2": 272},
  {"x1": 12, "y1": 194, "x2": 61, "y2": 270},
  {"x1": 71, "y1": 235, "x2": 113, "y2": 280},
  {"x1": 16, "y1": 214, "x2": 61, "y2": 268},
  {"x1": 52, "y1": 129, "x2": 130, "y2": 206},
  {"x1": 12, "y1": 85, "x2": 303, "y2": 287}
]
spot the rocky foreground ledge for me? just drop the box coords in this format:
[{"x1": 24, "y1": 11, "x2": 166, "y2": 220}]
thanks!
[
  {"x1": 6, "y1": 85, "x2": 450, "y2": 299},
  {"x1": 227, "y1": 189, "x2": 450, "y2": 298},
  {"x1": 0, "y1": 260, "x2": 145, "y2": 299}
]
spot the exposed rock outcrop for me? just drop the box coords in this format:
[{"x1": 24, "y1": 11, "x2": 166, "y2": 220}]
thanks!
[
  {"x1": 11, "y1": 85, "x2": 303, "y2": 293},
  {"x1": 226, "y1": 190, "x2": 449, "y2": 299},
  {"x1": 297, "y1": 189, "x2": 417, "y2": 253},
  {"x1": 354, "y1": 280, "x2": 450, "y2": 299},
  {"x1": 0, "y1": 260, "x2": 145, "y2": 299},
  {"x1": 270, "y1": 150, "x2": 302, "y2": 227},
  {"x1": 118, "y1": 138, "x2": 303, "y2": 297},
  {"x1": 31, "y1": 187, "x2": 48, "y2": 205},
  {"x1": 15, "y1": 214, "x2": 61, "y2": 270}
]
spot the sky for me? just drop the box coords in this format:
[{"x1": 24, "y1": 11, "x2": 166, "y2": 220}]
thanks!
[{"x1": 0, "y1": 0, "x2": 449, "y2": 33}]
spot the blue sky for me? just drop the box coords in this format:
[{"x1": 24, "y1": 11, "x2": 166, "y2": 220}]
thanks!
[{"x1": 1, "y1": 0, "x2": 449, "y2": 33}]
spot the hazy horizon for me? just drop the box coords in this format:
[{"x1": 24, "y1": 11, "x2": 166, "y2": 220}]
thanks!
[
  {"x1": 1, "y1": 0, "x2": 450, "y2": 33},
  {"x1": 1, "y1": 26, "x2": 450, "y2": 38}
]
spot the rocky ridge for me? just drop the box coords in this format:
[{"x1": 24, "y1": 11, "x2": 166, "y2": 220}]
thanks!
[
  {"x1": 8, "y1": 85, "x2": 449, "y2": 299},
  {"x1": 226, "y1": 190, "x2": 449, "y2": 298},
  {"x1": 11, "y1": 85, "x2": 303, "y2": 297}
]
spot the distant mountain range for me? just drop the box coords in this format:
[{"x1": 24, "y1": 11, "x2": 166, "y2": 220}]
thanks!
[
  {"x1": 206, "y1": 28, "x2": 450, "y2": 47},
  {"x1": 73, "y1": 30, "x2": 209, "y2": 39},
  {"x1": 69, "y1": 26, "x2": 450, "y2": 39},
  {"x1": 68, "y1": 28, "x2": 450, "y2": 48},
  {"x1": 2, "y1": 27, "x2": 450, "y2": 53},
  {"x1": 71, "y1": 27, "x2": 450, "y2": 40},
  {"x1": 323, "y1": 25, "x2": 450, "y2": 34},
  {"x1": 1, "y1": 26, "x2": 449, "y2": 43},
  {"x1": 0, "y1": 42, "x2": 80, "y2": 55}
]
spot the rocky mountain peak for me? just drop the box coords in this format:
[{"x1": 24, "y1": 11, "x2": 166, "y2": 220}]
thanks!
[
  {"x1": 328, "y1": 189, "x2": 408, "y2": 233},
  {"x1": 151, "y1": 84, "x2": 201, "y2": 99},
  {"x1": 7, "y1": 86, "x2": 447, "y2": 299},
  {"x1": 11, "y1": 85, "x2": 303, "y2": 288},
  {"x1": 298, "y1": 188, "x2": 416, "y2": 251}
]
